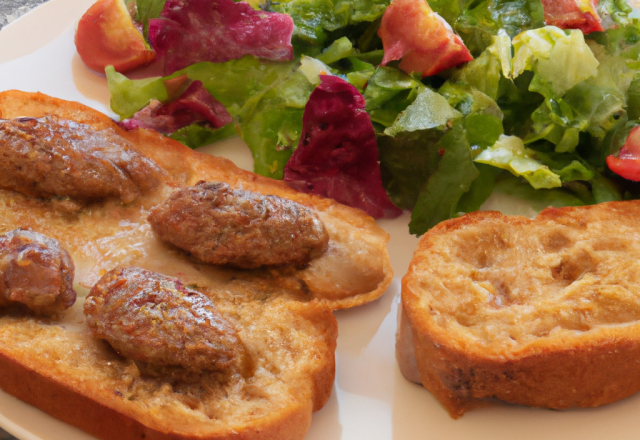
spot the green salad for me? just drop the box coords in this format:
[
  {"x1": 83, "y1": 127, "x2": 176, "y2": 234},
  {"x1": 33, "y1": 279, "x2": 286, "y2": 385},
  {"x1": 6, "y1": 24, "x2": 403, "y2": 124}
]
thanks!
[{"x1": 106, "y1": 0, "x2": 640, "y2": 235}]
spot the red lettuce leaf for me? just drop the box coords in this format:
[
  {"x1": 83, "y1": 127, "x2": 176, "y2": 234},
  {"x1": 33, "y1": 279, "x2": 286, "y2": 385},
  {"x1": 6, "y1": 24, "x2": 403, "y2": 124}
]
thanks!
[
  {"x1": 284, "y1": 75, "x2": 402, "y2": 219},
  {"x1": 119, "y1": 80, "x2": 232, "y2": 134},
  {"x1": 148, "y1": 0, "x2": 294, "y2": 75}
]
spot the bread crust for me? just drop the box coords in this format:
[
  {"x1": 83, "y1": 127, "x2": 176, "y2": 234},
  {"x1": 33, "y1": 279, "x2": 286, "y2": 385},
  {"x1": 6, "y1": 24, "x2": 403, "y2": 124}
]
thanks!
[
  {"x1": 402, "y1": 201, "x2": 640, "y2": 418},
  {"x1": 0, "y1": 90, "x2": 386, "y2": 439},
  {"x1": 0, "y1": 308, "x2": 331, "y2": 440}
]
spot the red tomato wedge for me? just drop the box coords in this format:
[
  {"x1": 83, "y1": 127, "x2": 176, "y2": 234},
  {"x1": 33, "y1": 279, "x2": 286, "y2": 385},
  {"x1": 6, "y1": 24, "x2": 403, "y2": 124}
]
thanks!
[
  {"x1": 75, "y1": 0, "x2": 155, "y2": 73},
  {"x1": 540, "y1": 0, "x2": 604, "y2": 34},
  {"x1": 607, "y1": 126, "x2": 640, "y2": 181},
  {"x1": 377, "y1": 0, "x2": 473, "y2": 78}
]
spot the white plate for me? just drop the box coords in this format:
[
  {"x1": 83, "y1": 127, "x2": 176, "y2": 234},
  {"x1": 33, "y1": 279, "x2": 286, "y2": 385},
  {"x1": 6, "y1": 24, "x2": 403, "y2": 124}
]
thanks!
[{"x1": 2, "y1": 2, "x2": 640, "y2": 439}]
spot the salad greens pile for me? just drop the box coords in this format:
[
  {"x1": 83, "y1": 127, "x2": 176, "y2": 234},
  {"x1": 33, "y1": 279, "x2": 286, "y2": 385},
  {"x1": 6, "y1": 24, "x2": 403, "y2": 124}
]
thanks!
[{"x1": 112, "y1": 0, "x2": 640, "y2": 235}]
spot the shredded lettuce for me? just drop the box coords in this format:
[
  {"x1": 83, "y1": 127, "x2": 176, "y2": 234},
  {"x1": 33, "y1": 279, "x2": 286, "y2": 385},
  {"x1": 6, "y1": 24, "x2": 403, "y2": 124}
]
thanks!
[
  {"x1": 439, "y1": 82, "x2": 503, "y2": 118},
  {"x1": 430, "y1": 0, "x2": 544, "y2": 56},
  {"x1": 316, "y1": 37, "x2": 356, "y2": 64},
  {"x1": 363, "y1": 67, "x2": 425, "y2": 129},
  {"x1": 384, "y1": 88, "x2": 462, "y2": 137},
  {"x1": 446, "y1": 33, "x2": 512, "y2": 101},
  {"x1": 475, "y1": 135, "x2": 563, "y2": 189},
  {"x1": 267, "y1": 0, "x2": 390, "y2": 49},
  {"x1": 597, "y1": 0, "x2": 633, "y2": 27},
  {"x1": 513, "y1": 26, "x2": 600, "y2": 99},
  {"x1": 522, "y1": 36, "x2": 635, "y2": 154}
]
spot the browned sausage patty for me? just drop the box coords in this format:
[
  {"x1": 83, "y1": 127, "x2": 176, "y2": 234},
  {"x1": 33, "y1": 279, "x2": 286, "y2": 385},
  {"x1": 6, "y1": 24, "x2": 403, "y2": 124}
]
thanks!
[
  {"x1": 84, "y1": 266, "x2": 246, "y2": 374},
  {"x1": 0, "y1": 115, "x2": 164, "y2": 203},
  {"x1": 147, "y1": 182, "x2": 330, "y2": 269},
  {"x1": 0, "y1": 229, "x2": 76, "y2": 315}
]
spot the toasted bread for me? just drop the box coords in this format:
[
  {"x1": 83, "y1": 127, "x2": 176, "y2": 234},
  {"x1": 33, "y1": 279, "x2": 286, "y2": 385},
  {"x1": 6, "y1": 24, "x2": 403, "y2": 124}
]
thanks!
[
  {"x1": 400, "y1": 201, "x2": 640, "y2": 418},
  {"x1": 0, "y1": 90, "x2": 393, "y2": 439}
]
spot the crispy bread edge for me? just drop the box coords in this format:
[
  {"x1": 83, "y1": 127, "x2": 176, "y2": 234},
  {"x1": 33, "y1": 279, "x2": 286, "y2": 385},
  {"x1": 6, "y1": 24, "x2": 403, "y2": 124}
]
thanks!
[
  {"x1": 0, "y1": 347, "x2": 315, "y2": 440},
  {"x1": 0, "y1": 306, "x2": 334, "y2": 440}
]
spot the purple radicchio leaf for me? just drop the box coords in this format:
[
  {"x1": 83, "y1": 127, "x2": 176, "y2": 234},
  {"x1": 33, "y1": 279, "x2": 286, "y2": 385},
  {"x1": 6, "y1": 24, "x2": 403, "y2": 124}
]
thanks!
[
  {"x1": 148, "y1": 0, "x2": 294, "y2": 75},
  {"x1": 119, "y1": 80, "x2": 232, "y2": 134},
  {"x1": 284, "y1": 75, "x2": 402, "y2": 219}
]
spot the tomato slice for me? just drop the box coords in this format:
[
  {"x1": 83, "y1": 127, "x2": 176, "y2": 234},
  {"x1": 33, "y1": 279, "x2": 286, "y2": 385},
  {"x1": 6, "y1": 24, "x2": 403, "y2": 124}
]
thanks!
[
  {"x1": 540, "y1": 0, "x2": 604, "y2": 34},
  {"x1": 607, "y1": 126, "x2": 640, "y2": 181},
  {"x1": 75, "y1": 0, "x2": 155, "y2": 73},
  {"x1": 377, "y1": 0, "x2": 473, "y2": 78}
]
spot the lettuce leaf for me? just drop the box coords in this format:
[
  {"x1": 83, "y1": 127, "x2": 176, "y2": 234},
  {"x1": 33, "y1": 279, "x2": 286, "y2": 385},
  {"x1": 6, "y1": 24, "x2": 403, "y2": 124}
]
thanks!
[
  {"x1": 379, "y1": 113, "x2": 502, "y2": 233},
  {"x1": 314, "y1": 37, "x2": 376, "y2": 91},
  {"x1": 316, "y1": 37, "x2": 356, "y2": 64},
  {"x1": 525, "y1": 39, "x2": 634, "y2": 153},
  {"x1": 344, "y1": 57, "x2": 376, "y2": 92},
  {"x1": 512, "y1": 26, "x2": 600, "y2": 99},
  {"x1": 597, "y1": 0, "x2": 633, "y2": 28},
  {"x1": 107, "y1": 57, "x2": 295, "y2": 120},
  {"x1": 497, "y1": 71, "x2": 545, "y2": 137},
  {"x1": 464, "y1": 113, "x2": 505, "y2": 150},
  {"x1": 378, "y1": 129, "x2": 447, "y2": 210},
  {"x1": 409, "y1": 120, "x2": 480, "y2": 235},
  {"x1": 448, "y1": 33, "x2": 512, "y2": 100},
  {"x1": 107, "y1": 67, "x2": 169, "y2": 120},
  {"x1": 475, "y1": 134, "x2": 563, "y2": 189},
  {"x1": 238, "y1": 57, "x2": 331, "y2": 179},
  {"x1": 581, "y1": 116, "x2": 633, "y2": 169},
  {"x1": 267, "y1": 0, "x2": 390, "y2": 49},
  {"x1": 439, "y1": 81, "x2": 503, "y2": 118},
  {"x1": 169, "y1": 123, "x2": 237, "y2": 149},
  {"x1": 384, "y1": 88, "x2": 462, "y2": 137},
  {"x1": 456, "y1": 164, "x2": 503, "y2": 213},
  {"x1": 431, "y1": 0, "x2": 544, "y2": 56},
  {"x1": 562, "y1": 47, "x2": 631, "y2": 140},
  {"x1": 135, "y1": 0, "x2": 166, "y2": 36},
  {"x1": 363, "y1": 67, "x2": 425, "y2": 129},
  {"x1": 532, "y1": 151, "x2": 594, "y2": 182}
]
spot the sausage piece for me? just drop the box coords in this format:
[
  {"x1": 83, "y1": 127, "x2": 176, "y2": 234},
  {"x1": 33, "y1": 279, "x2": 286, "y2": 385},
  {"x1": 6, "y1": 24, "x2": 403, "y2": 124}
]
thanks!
[
  {"x1": 84, "y1": 266, "x2": 247, "y2": 375},
  {"x1": 0, "y1": 115, "x2": 164, "y2": 203},
  {"x1": 147, "y1": 182, "x2": 330, "y2": 269},
  {"x1": 0, "y1": 229, "x2": 76, "y2": 315}
]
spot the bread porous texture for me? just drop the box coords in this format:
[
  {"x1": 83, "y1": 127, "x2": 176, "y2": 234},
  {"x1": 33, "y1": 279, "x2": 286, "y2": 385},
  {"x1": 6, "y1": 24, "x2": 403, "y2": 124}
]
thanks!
[{"x1": 401, "y1": 202, "x2": 640, "y2": 418}]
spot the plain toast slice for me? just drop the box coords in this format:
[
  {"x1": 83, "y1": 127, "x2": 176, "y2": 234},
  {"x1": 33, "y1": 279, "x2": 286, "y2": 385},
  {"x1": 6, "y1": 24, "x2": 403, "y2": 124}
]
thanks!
[{"x1": 401, "y1": 202, "x2": 640, "y2": 418}]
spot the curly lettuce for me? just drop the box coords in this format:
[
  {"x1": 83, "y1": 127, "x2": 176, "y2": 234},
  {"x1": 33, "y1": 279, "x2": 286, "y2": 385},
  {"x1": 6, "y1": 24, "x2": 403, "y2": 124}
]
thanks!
[{"x1": 475, "y1": 135, "x2": 563, "y2": 189}]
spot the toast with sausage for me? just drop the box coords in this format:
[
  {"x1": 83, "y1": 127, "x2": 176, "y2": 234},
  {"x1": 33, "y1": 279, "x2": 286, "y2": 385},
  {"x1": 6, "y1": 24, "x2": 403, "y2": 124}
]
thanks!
[{"x1": 0, "y1": 90, "x2": 393, "y2": 439}]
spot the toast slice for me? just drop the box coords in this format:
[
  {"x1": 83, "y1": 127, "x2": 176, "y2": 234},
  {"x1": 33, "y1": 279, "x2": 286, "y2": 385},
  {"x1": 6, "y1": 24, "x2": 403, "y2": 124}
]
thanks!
[
  {"x1": 0, "y1": 90, "x2": 393, "y2": 439},
  {"x1": 400, "y1": 201, "x2": 640, "y2": 418}
]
